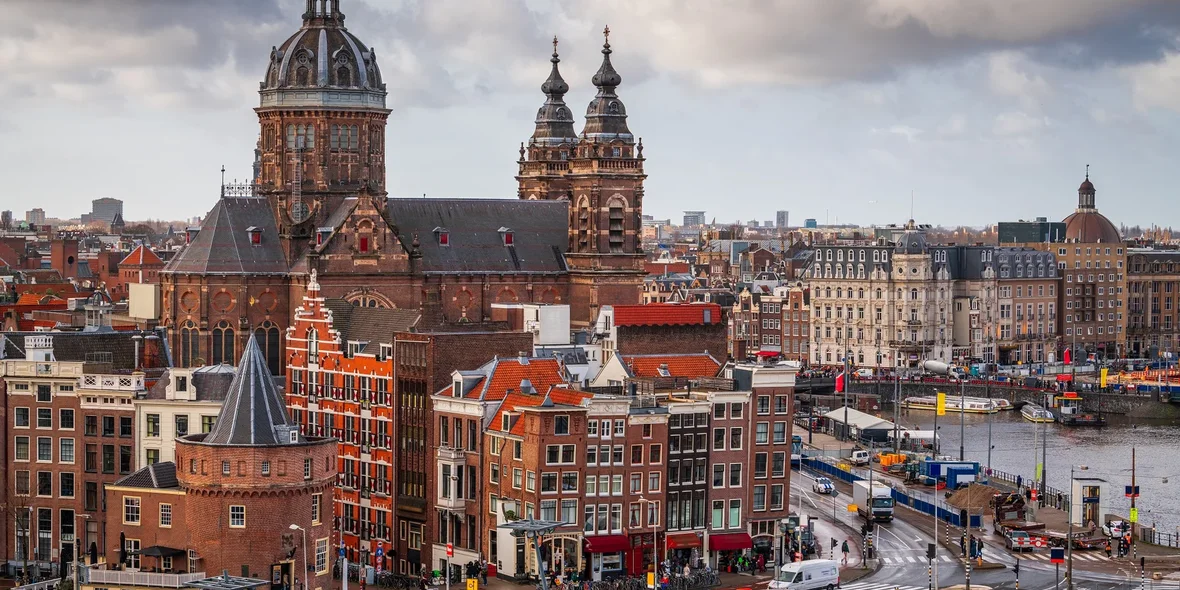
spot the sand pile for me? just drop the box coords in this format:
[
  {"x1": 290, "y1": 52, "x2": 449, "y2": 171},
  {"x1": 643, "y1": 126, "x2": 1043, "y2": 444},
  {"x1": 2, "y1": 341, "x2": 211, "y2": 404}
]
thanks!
[{"x1": 946, "y1": 482, "x2": 1003, "y2": 512}]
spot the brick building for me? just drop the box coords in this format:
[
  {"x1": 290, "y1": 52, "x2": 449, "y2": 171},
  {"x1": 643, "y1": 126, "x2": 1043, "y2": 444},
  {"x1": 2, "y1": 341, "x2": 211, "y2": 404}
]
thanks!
[
  {"x1": 701, "y1": 391, "x2": 752, "y2": 568},
  {"x1": 662, "y1": 399, "x2": 709, "y2": 561},
  {"x1": 285, "y1": 274, "x2": 533, "y2": 575},
  {"x1": 995, "y1": 248, "x2": 1060, "y2": 364},
  {"x1": 104, "y1": 336, "x2": 336, "y2": 590},
  {"x1": 729, "y1": 286, "x2": 809, "y2": 363},
  {"x1": 1125, "y1": 248, "x2": 1180, "y2": 357},
  {"x1": 136, "y1": 365, "x2": 233, "y2": 469},
  {"x1": 595, "y1": 304, "x2": 727, "y2": 362},
  {"x1": 1, "y1": 331, "x2": 167, "y2": 579}
]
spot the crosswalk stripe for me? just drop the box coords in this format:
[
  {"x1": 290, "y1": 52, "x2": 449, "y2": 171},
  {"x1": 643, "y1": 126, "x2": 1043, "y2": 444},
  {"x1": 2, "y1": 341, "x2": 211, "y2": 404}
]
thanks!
[{"x1": 839, "y1": 583, "x2": 925, "y2": 590}]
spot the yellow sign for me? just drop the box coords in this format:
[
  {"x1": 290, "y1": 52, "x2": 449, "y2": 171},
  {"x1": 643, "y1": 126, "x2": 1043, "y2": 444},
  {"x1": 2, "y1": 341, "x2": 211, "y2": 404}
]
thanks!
[
  {"x1": 1100, "y1": 368, "x2": 1109, "y2": 388},
  {"x1": 847, "y1": 504, "x2": 859, "y2": 513},
  {"x1": 936, "y1": 392, "x2": 947, "y2": 416},
  {"x1": 1130, "y1": 508, "x2": 1139, "y2": 523},
  {"x1": 647, "y1": 572, "x2": 655, "y2": 589},
  {"x1": 467, "y1": 580, "x2": 478, "y2": 590}
]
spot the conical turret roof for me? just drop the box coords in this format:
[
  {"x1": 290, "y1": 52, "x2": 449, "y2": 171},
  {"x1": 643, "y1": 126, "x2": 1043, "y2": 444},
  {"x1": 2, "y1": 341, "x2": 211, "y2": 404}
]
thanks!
[
  {"x1": 581, "y1": 26, "x2": 632, "y2": 141},
  {"x1": 202, "y1": 335, "x2": 303, "y2": 446},
  {"x1": 530, "y1": 37, "x2": 578, "y2": 145}
]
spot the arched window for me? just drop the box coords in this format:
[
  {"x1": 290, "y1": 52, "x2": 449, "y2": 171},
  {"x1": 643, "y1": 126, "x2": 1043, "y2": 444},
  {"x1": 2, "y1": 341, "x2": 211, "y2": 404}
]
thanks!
[
  {"x1": 337, "y1": 66, "x2": 351, "y2": 86},
  {"x1": 286, "y1": 125, "x2": 296, "y2": 149},
  {"x1": 910, "y1": 289, "x2": 918, "y2": 300},
  {"x1": 254, "y1": 321, "x2": 282, "y2": 375},
  {"x1": 211, "y1": 321, "x2": 235, "y2": 366},
  {"x1": 308, "y1": 328, "x2": 319, "y2": 357},
  {"x1": 349, "y1": 125, "x2": 359, "y2": 150},
  {"x1": 179, "y1": 321, "x2": 200, "y2": 368},
  {"x1": 875, "y1": 289, "x2": 882, "y2": 299},
  {"x1": 296, "y1": 66, "x2": 310, "y2": 86},
  {"x1": 607, "y1": 196, "x2": 627, "y2": 254},
  {"x1": 858, "y1": 289, "x2": 864, "y2": 299}
]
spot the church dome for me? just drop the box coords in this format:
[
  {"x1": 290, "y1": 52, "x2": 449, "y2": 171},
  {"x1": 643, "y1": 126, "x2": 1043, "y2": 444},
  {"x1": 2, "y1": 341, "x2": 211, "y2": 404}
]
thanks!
[
  {"x1": 1062, "y1": 171, "x2": 1121, "y2": 243},
  {"x1": 261, "y1": 0, "x2": 384, "y2": 93}
]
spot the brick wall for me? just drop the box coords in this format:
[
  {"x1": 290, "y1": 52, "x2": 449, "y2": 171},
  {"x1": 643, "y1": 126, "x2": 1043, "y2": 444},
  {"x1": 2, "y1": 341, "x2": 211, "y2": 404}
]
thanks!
[{"x1": 617, "y1": 324, "x2": 728, "y2": 359}]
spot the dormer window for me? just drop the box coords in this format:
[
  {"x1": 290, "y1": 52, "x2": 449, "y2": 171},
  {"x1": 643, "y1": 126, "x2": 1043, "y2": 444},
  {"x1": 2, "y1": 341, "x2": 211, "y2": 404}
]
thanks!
[
  {"x1": 247, "y1": 226, "x2": 262, "y2": 245},
  {"x1": 501, "y1": 413, "x2": 511, "y2": 431},
  {"x1": 359, "y1": 236, "x2": 370, "y2": 253},
  {"x1": 434, "y1": 227, "x2": 450, "y2": 246},
  {"x1": 186, "y1": 227, "x2": 200, "y2": 244},
  {"x1": 175, "y1": 376, "x2": 188, "y2": 393},
  {"x1": 499, "y1": 227, "x2": 514, "y2": 247},
  {"x1": 453, "y1": 378, "x2": 463, "y2": 398},
  {"x1": 317, "y1": 228, "x2": 331, "y2": 246}
]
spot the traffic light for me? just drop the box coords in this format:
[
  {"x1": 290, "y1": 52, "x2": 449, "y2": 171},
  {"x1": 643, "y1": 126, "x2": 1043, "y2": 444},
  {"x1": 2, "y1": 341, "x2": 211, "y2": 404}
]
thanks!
[
  {"x1": 926, "y1": 543, "x2": 936, "y2": 560},
  {"x1": 1012, "y1": 560, "x2": 1019, "y2": 576}
]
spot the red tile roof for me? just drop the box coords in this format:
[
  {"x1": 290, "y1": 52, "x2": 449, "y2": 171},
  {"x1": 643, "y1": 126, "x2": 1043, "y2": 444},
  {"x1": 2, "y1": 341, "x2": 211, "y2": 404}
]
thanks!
[
  {"x1": 465, "y1": 357, "x2": 567, "y2": 402},
  {"x1": 612, "y1": 303, "x2": 723, "y2": 327},
  {"x1": 621, "y1": 353, "x2": 721, "y2": 379},
  {"x1": 644, "y1": 261, "x2": 690, "y2": 276},
  {"x1": 489, "y1": 387, "x2": 591, "y2": 436},
  {"x1": 119, "y1": 245, "x2": 165, "y2": 267},
  {"x1": 16, "y1": 293, "x2": 61, "y2": 306}
]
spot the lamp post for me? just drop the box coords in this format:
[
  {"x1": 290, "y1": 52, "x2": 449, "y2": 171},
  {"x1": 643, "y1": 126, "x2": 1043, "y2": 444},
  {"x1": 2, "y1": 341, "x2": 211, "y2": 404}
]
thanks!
[
  {"x1": 1066, "y1": 465, "x2": 1088, "y2": 590},
  {"x1": 638, "y1": 497, "x2": 660, "y2": 578},
  {"x1": 498, "y1": 519, "x2": 566, "y2": 590},
  {"x1": 73, "y1": 513, "x2": 91, "y2": 590},
  {"x1": 290, "y1": 524, "x2": 309, "y2": 590}
]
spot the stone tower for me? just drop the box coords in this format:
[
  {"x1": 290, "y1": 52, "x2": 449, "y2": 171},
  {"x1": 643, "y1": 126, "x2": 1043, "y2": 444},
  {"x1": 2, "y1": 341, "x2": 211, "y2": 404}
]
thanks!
[
  {"x1": 516, "y1": 37, "x2": 579, "y2": 202},
  {"x1": 255, "y1": 0, "x2": 390, "y2": 248}
]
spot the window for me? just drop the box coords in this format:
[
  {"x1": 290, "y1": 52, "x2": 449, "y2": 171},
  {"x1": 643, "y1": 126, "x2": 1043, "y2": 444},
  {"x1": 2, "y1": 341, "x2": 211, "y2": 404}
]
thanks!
[
  {"x1": 146, "y1": 414, "x2": 160, "y2": 438},
  {"x1": 15, "y1": 436, "x2": 29, "y2": 461},
  {"x1": 60, "y1": 438, "x2": 74, "y2": 463},
  {"x1": 174, "y1": 416, "x2": 189, "y2": 437},
  {"x1": 513, "y1": 468, "x2": 522, "y2": 489},
  {"x1": 315, "y1": 538, "x2": 329, "y2": 574},
  {"x1": 37, "y1": 408, "x2": 52, "y2": 429},
  {"x1": 229, "y1": 505, "x2": 246, "y2": 528},
  {"x1": 755, "y1": 423, "x2": 769, "y2": 445},
  {"x1": 312, "y1": 494, "x2": 322, "y2": 524},
  {"x1": 648, "y1": 471, "x2": 660, "y2": 491},
  {"x1": 614, "y1": 420, "x2": 625, "y2": 436},
  {"x1": 712, "y1": 428, "x2": 725, "y2": 451},
  {"x1": 223, "y1": 460, "x2": 232, "y2": 475},
  {"x1": 124, "y1": 497, "x2": 142, "y2": 524},
  {"x1": 202, "y1": 416, "x2": 217, "y2": 433},
  {"x1": 15, "y1": 470, "x2": 30, "y2": 495},
  {"x1": 754, "y1": 453, "x2": 768, "y2": 478},
  {"x1": 587, "y1": 420, "x2": 598, "y2": 437},
  {"x1": 772, "y1": 452, "x2": 786, "y2": 477},
  {"x1": 160, "y1": 503, "x2": 173, "y2": 527},
  {"x1": 728, "y1": 500, "x2": 741, "y2": 529},
  {"x1": 37, "y1": 384, "x2": 51, "y2": 402},
  {"x1": 773, "y1": 422, "x2": 787, "y2": 444},
  {"x1": 37, "y1": 437, "x2": 51, "y2": 461},
  {"x1": 126, "y1": 538, "x2": 141, "y2": 570},
  {"x1": 729, "y1": 427, "x2": 743, "y2": 450},
  {"x1": 490, "y1": 464, "x2": 500, "y2": 484},
  {"x1": 630, "y1": 444, "x2": 643, "y2": 465},
  {"x1": 770, "y1": 484, "x2": 785, "y2": 510},
  {"x1": 261, "y1": 460, "x2": 271, "y2": 476},
  {"x1": 753, "y1": 486, "x2": 766, "y2": 511},
  {"x1": 757, "y1": 396, "x2": 770, "y2": 414},
  {"x1": 713, "y1": 404, "x2": 726, "y2": 420},
  {"x1": 102, "y1": 416, "x2": 115, "y2": 437},
  {"x1": 554, "y1": 415, "x2": 569, "y2": 435},
  {"x1": 59, "y1": 472, "x2": 74, "y2": 497},
  {"x1": 541, "y1": 472, "x2": 558, "y2": 493},
  {"x1": 120, "y1": 446, "x2": 132, "y2": 474},
  {"x1": 775, "y1": 396, "x2": 788, "y2": 414},
  {"x1": 729, "y1": 463, "x2": 742, "y2": 486},
  {"x1": 612, "y1": 474, "x2": 623, "y2": 495},
  {"x1": 526, "y1": 471, "x2": 536, "y2": 492},
  {"x1": 712, "y1": 464, "x2": 725, "y2": 488},
  {"x1": 712, "y1": 500, "x2": 725, "y2": 529},
  {"x1": 15, "y1": 408, "x2": 29, "y2": 428},
  {"x1": 304, "y1": 458, "x2": 313, "y2": 479},
  {"x1": 37, "y1": 471, "x2": 51, "y2": 496},
  {"x1": 648, "y1": 444, "x2": 662, "y2": 464},
  {"x1": 730, "y1": 403, "x2": 743, "y2": 419},
  {"x1": 120, "y1": 416, "x2": 133, "y2": 437}
]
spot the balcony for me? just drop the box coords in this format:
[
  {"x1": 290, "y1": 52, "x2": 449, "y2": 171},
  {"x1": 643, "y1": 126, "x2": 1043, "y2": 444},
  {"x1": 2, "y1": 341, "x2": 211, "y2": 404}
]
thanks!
[
  {"x1": 80, "y1": 374, "x2": 145, "y2": 392},
  {"x1": 85, "y1": 569, "x2": 206, "y2": 588},
  {"x1": 436, "y1": 492, "x2": 465, "y2": 511},
  {"x1": 436, "y1": 446, "x2": 466, "y2": 464}
]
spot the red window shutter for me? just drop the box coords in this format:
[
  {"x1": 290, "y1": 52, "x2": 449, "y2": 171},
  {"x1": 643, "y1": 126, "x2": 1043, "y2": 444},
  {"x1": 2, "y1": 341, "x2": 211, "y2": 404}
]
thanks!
[{"x1": 359, "y1": 236, "x2": 369, "y2": 252}]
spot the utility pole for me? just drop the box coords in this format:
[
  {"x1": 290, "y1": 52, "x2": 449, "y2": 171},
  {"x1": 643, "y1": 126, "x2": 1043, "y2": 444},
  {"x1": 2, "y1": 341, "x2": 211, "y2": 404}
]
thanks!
[
  {"x1": 959, "y1": 373, "x2": 966, "y2": 461},
  {"x1": 985, "y1": 361, "x2": 993, "y2": 481},
  {"x1": 1131, "y1": 447, "x2": 1138, "y2": 561},
  {"x1": 1040, "y1": 421, "x2": 1048, "y2": 508},
  {"x1": 843, "y1": 351, "x2": 850, "y2": 442}
]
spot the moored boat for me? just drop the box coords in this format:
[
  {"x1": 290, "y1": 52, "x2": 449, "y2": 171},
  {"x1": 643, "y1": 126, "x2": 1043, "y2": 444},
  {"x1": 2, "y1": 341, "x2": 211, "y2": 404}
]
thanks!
[
  {"x1": 901, "y1": 396, "x2": 999, "y2": 414},
  {"x1": 1021, "y1": 403, "x2": 1054, "y2": 423}
]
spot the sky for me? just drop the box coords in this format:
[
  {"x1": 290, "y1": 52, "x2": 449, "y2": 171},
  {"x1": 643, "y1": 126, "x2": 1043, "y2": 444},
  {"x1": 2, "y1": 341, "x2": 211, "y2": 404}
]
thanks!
[{"x1": 2, "y1": 0, "x2": 1180, "y2": 228}]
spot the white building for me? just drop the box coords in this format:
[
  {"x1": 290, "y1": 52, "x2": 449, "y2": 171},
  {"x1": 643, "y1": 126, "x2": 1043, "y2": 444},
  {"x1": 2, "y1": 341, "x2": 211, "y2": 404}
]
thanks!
[{"x1": 135, "y1": 365, "x2": 233, "y2": 468}]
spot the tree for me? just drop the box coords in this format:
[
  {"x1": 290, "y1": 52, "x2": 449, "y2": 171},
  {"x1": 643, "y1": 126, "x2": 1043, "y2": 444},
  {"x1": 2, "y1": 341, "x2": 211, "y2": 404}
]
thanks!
[{"x1": 2, "y1": 492, "x2": 33, "y2": 583}]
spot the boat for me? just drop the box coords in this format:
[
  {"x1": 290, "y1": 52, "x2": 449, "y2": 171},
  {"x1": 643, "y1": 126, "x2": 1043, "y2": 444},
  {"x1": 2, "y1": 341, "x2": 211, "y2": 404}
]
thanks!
[
  {"x1": 901, "y1": 396, "x2": 999, "y2": 414},
  {"x1": 1051, "y1": 392, "x2": 1107, "y2": 427},
  {"x1": 961, "y1": 396, "x2": 1014, "y2": 411},
  {"x1": 1020, "y1": 403, "x2": 1055, "y2": 423}
]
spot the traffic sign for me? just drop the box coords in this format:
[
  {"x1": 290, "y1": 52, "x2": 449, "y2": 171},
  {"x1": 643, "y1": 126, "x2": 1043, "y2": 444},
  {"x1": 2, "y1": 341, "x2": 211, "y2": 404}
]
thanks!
[
  {"x1": 1050, "y1": 547, "x2": 1064, "y2": 564},
  {"x1": 466, "y1": 579, "x2": 478, "y2": 590},
  {"x1": 446, "y1": 543, "x2": 454, "y2": 557},
  {"x1": 340, "y1": 547, "x2": 346, "y2": 559},
  {"x1": 1125, "y1": 485, "x2": 1140, "y2": 498},
  {"x1": 1130, "y1": 508, "x2": 1139, "y2": 523}
]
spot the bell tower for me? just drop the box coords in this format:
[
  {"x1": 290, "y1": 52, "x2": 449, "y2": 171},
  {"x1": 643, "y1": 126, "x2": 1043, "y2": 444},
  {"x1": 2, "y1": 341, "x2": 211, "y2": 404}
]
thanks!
[
  {"x1": 516, "y1": 37, "x2": 579, "y2": 202},
  {"x1": 564, "y1": 26, "x2": 646, "y2": 325},
  {"x1": 254, "y1": 0, "x2": 390, "y2": 253}
]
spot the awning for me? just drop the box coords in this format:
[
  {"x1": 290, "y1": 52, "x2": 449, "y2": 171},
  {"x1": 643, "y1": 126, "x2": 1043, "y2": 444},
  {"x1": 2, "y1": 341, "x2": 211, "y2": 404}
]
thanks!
[
  {"x1": 1056, "y1": 374, "x2": 1073, "y2": 382},
  {"x1": 666, "y1": 532, "x2": 702, "y2": 549},
  {"x1": 755, "y1": 351, "x2": 779, "y2": 358},
  {"x1": 585, "y1": 535, "x2": 631, "y2": 554},
  {"x1": 708, "y1": 533, "x2": 752, "y2": 552},
  {"x1": 141, "y1": 545, "x2": 187, "y2": 558}
]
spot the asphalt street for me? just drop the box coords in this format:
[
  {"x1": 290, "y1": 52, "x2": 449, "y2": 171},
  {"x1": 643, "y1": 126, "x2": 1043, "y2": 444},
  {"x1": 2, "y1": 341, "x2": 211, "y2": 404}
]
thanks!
[{"x1": 787, "y1": 469, "x2": 1154, "y2": 590}]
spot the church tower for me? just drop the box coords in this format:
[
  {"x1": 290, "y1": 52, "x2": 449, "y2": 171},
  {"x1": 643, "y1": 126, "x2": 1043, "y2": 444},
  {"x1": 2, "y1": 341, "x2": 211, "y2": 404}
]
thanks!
[
  {"x1": 565, "y1": 27, "x2": 646, "y2": 324},
  {"x1": 516, "y1": 37, "x2": 579, "y2": 201},
  {"x1": 255, "y1": 0, "x2": 390, "y2": 252}
]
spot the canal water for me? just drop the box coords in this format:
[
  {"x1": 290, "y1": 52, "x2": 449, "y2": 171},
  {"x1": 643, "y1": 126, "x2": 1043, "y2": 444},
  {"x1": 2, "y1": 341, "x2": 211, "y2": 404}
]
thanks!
[{"x1": 884, "y1": 406, "x2": 1180, "y2": 534}]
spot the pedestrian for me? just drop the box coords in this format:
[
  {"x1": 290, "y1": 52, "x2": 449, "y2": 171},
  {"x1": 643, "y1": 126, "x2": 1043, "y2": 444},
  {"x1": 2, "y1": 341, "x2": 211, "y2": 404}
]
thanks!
[
  {"x1": 960, "y1": 534, "x2": 967, "y2": 556},
  {"x1": 1104, "y1": 540, "x2": 1112, "y2": 558},
  {"x1": 1016, "y1": 474, "x2": 1023, "y2": 489},
  {"x1": 841, "y1": 540, "x2": 850, "y2": 565}
]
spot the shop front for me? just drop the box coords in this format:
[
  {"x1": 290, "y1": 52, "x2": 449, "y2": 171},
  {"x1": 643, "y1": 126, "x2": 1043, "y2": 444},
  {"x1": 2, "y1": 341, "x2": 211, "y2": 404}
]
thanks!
[
  {"x1": 584, "y1": 535, "x2": 630, "y2": 581},
  {"x1": 752, "y1": 535, "x2": 774, "y2": 564},
  {"x1": 534, "y1": 534, "x2": 583, "y2": 581},
  {"x1": 707, "y1": 532, "x2": 753, "y2": 572},
  {"x1": 665, "y1": 532, "x2": 703, "y2": 568},
  {"x1": 625, "y1": 532, "x2": 660, "y2": 576}
]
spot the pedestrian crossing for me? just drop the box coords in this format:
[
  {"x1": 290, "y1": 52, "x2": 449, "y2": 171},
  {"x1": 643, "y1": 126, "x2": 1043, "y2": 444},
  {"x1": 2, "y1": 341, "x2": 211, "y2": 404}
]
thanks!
[
  {"x1": 838, "y1": 582, "x2": 926, "y2": 590},
  {"x1": 879, "y1": 555, "x2": 957, "y2": 565},
  {"x1": 1016, "y1": 551, "x2": 1111, "y2": 563}
]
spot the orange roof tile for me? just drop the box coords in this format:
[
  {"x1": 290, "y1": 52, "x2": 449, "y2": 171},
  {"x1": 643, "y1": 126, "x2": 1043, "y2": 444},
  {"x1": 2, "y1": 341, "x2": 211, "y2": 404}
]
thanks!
[
  {"x1": 465, "y1": 358, "x2": 567, "y2": 402},
  {"x1": 612, "y1": 303, "x2": 722, "y2": 327},
  {"x1": 119, "y1": 245, "x2": 165, "y2": 267},
  {"x1": 622, "y1": 353, "x2": 721, "y2": 379},
  {"x1": 644, "y1": 261, "x2": 690, "y2": 276},
  {"x1": 489, "y1": 387, "x2": 591, "y2": 436}
]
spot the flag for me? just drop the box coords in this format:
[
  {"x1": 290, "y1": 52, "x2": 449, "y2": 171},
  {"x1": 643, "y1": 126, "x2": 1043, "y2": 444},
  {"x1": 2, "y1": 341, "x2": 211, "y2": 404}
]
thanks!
[
  {"x1": 835, "y1": 372, "x2": 845, "y2": 393},
  {"x1": 936, "y1": 392, "x2": 946, "y2": 416},
  {"x1": 1100, "y1": 368, "x2": 1109, "y2": 388},
  {"x1": 1064, "y1": 348, "x2": 1071, "y2": 365}
]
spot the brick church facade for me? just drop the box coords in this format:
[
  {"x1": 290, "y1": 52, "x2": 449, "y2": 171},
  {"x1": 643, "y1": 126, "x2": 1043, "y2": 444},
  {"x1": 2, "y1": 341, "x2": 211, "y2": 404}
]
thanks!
[{"x1": 159, "y1": 0, "x2": 646, "y2": 372}]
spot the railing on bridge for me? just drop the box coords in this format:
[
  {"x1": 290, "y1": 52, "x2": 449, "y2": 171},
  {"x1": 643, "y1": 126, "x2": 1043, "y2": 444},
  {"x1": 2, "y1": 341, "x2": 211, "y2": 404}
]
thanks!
[{"x1": 13, "y1": 579, "x2": 60, "y2": 590}]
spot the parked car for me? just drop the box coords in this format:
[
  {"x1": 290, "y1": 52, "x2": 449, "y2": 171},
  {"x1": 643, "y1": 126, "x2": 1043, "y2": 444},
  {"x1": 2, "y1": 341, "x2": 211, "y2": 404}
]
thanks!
[
  {"x1": 1103, "y1": 520, "x2": 1131, "y2": 538},
  {"x1": 812, "y1": 477, "x2": 835, "y2": 495}
]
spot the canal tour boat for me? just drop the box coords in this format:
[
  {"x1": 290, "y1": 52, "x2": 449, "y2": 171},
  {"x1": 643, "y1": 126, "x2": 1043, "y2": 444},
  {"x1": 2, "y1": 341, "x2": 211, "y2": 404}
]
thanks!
[
  {"x1": 1020, "y1": 403, "x2": 1055, "y2": 423},
  {"x1": 1048, "y1": 391, "x2": 1107, "y2": 427},
  {"x1": 901, "y1": 396, "x2": 999, "y2": 414}
]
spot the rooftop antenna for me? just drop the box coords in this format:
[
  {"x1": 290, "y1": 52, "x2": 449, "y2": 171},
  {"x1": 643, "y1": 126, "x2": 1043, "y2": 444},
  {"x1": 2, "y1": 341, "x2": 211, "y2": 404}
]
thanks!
[
  {"x1": 220, "y1": 165, "x2": 226, "y2": 198},
  {"x1": 1085, "y1": 163, "x2": 1089, "y2": 180},
  {"x1": 910, "y1": 190, "x2": 914, "y2": 221}
]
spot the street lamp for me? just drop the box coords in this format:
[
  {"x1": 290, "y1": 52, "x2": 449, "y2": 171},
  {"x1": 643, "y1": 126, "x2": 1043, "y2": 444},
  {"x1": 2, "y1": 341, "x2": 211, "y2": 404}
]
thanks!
[
  {"x1": 498, "y1": 519, "x2": 566, "y2": 590},
  {"x1": 1067, "y1": 465, "x2": 1089, "y2": 590},
  {"x1": 73, "y1": 513, "x2": 91, "y2": 590},
  {"x1": 290, "y1": 524, "x2": 308, "y2": 590},
  {"x1": 637, "y1": 496, "x2": 660, "y2": 577}
]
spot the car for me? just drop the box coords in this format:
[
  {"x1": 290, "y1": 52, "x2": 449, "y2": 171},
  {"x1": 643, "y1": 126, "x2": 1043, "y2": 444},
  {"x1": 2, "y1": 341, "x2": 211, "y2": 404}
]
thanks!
[
  {"x1": 1103, "y1": 520, "x2": 1130, "y2": 538},
  {"x1": 812, "y1": 477, "x2": 835, "y2": 495},
  {"x1": 1005, "y1": 530, "x2": 1034, "y2": 551}
]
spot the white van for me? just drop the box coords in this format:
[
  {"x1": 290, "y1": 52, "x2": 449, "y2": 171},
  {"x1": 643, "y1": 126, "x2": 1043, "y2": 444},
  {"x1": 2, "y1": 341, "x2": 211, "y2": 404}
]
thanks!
[
  {"x1": 849, "y1": 450, "x2": 870, "y2": 465},
  {"x1": 769, "y1": 559, "x2": 840, "y2": 590},
  {"x1": 854, "y1": 368, "x2": 874, "y2": 379}
]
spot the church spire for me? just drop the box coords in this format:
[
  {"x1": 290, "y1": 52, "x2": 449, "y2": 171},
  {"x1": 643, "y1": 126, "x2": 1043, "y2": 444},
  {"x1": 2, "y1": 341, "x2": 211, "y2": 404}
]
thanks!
[
  {"x1": 581, "y1": 26, "x2": 632, "y2": 141},
  {"x1": 1078, "y1": 164, "x2": 1096, "y2": 210},
  {"x1": 530, "y1": 36, "x2": 577, "y2": 145}
]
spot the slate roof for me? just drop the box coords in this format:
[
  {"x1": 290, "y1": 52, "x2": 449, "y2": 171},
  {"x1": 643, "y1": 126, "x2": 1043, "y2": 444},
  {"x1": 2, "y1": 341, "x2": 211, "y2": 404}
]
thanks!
[
  {"x1": 163, "y1": 197, "x2": 288, "y2": 275},
  {"x1": 323, "y1": 299, "x2": 421, "y2": 353},
  {"x1": 120, "y1": 245, "x2": 165, "y2": 267},
  {"x1": 386, "y1": 199, "x2": 569, "y2": 274},
  {"x1": 621, "y1": 353, "x2": 721, "y2": 379},
  {"x1": 0, "y1": 330, "x2": 167, "y2": 370},
  {"x1": 201, "y1": 335, "x2": 302, "y2": 446},
  {"x1": 612, "y1": 303, "x2": 723, "y2": 327},
  {"x1": 112, "y1": 461, "x2": 179, "y2": 490},
  {"x1": 143, "y1": 365, "x2": 237, "y2": 402}
]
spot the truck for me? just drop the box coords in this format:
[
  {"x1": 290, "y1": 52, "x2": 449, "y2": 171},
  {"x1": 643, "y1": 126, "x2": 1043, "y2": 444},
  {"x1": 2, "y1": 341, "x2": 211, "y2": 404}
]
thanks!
[{"x1": 853, "y1": 480, "x2": 894, "y2": 522}]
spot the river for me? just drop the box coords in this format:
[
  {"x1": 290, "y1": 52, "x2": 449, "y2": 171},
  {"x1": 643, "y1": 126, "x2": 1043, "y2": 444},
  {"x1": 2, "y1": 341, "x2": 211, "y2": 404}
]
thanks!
[{"x1": 884, "y1": 405, "x2": 1180, "y2": 535}]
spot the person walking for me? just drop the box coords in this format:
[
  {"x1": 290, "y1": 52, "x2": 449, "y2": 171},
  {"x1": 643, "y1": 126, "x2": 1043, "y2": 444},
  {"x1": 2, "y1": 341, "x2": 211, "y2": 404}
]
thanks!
[
  {"x1": 1104, "y1": 540, "x2": 1112, "y2": 558},
  {"x1": 841, "y1": 540, "x2": 850, "y2": 565},
  {"x1": 960, "y1": 534, "x2": 967, "y2": 556}
]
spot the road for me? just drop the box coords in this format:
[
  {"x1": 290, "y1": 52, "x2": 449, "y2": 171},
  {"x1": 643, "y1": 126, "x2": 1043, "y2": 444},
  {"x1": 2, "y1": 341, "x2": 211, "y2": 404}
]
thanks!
[{"x1": 787, "y1": 469, "x2": 1151, "y2": 590}]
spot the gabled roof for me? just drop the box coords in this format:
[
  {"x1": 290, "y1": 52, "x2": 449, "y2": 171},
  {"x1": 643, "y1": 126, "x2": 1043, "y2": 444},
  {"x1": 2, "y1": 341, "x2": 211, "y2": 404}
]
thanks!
[
  {"x1": 621, "y1": 353, "x2": 721, "y2": 379},
  {"x1": 612, "y1": 303, "x2": 723, "y2": 327},
  {"x1": 120, "y1": 244, "x2": 165, "y2": 267},
  {"x1": 323, "y1": 299, "x2": 421, "y2": 354},
  {"x1": 112, "y1": 461, "x2": 179, "y2": 489},
  {"x1": 163, "y1": 197, "x2": 287, "y2": 275},
  {"x1": 488, "y1": 386, "x2": 592, "y2": 436},
  {"x1": 201, "y1": 335, "x2": 302, "y2": 446},
  {"x1": 15, "y1": 293, "x2": 62, "y2": 306},
  {"x1": 385, "y1": 199, "x2": 569, "y2": 274},
  {"x1": 450, "y1": 357, "x2": 569, "y2": 403}
]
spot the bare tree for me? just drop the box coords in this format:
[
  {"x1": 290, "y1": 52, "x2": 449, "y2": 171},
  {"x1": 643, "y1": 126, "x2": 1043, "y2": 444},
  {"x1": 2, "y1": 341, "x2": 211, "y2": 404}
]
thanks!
[{"x1": 2, "y1": 492, "x2": 34, "y2": 583}]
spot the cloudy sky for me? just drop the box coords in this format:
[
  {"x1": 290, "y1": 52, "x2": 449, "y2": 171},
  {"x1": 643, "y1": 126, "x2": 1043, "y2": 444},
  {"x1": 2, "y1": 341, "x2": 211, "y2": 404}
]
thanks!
[{"x1": 3, "y1": 0, "x2": 1180, "y2": 228}]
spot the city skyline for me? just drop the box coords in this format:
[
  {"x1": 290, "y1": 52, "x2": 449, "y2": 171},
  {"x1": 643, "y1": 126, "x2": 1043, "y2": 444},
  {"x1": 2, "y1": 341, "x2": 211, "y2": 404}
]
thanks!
[{"x1": 3, "y1": 0, "x2": 1180, "y2": 225}]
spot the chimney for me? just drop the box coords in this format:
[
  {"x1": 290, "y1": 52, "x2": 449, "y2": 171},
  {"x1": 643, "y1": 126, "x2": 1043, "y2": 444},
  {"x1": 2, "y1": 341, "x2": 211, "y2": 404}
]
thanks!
[
  {"x1": 143, "y1": 333, "x2": 162, "y2": 369},
  {"x1": 132, "y1": 334, "x2": 143, "y2": 370}
]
